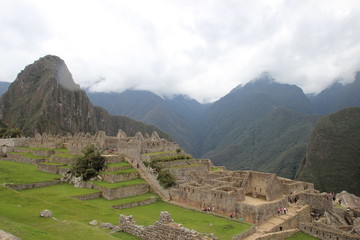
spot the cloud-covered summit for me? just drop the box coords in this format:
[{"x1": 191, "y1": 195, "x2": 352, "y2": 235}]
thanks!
[{"x1": 1, "y1": 0, "x2": 360, "y2": 103}]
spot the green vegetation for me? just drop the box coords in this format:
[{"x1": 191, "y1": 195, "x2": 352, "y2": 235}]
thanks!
[
  {"x1": 0, "y1": 160, "x2": 59, "y2": 184},
  {"x1": 170, "y1": 163, "x2": 203, "y2": 169},
  {"x1": 102, "y1": 168, "x2": 137, "y2": 175},
  {"x1": 142, "y1": 151, "x2": 176, "y2": 156},
  {"x1": 39, "y1": 162, "x2": 65, "y2": 166},
  {"x1": 296, "y1": 108, "x2": 360, "y2": 195},
  {"x1": 0, "y1": 127, "x2": 23, "y2": 138},
  {"x1": 211, "y1": 167, "x2": 223, "y2": 172},
  {"x1": 107, "y1": 162, "x2": 131, "y2": 167},
  {"x1": 151, "y1": 154, "x2": 193, "y2": 162},
  {"x1": 157, "y1": 169, "x2": 176, "y2": 189},
  {"x1": 72, "y1": 145, "x2": 106, "y2": 181},
  {"x1": 0, "y1": 160, "x2": 251, "y2": 239},
  {"x1": 9, "y1": 152, "x2": 50, "y2": 159},
  {"x1": 92, "y1": 178, "x2": 146, "y2": 188},
  {"x1": 53, "y1": 153, "x2": 78, "y2": 158},
  {"x1": 85, "y1": 193, "x2": 158, "y2": 208},
  {"x1": 286, "y1": 232, "x2": 319, "y2": 240},
  {"x1": 17, "y1": 147, "x2": 65, "y2": 151}
]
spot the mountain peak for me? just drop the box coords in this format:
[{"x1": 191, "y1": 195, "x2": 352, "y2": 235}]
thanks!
[{"x1": 251, "y1": 72, "x2": 275, "y2": 84}]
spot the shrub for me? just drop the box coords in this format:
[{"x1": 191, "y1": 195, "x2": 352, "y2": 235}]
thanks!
[
  {"x1": 72, "y1": 145, "x2": 106, "y2": 181},
  {"x1": 157, "y1": 169, "x2": 176, "y2": 189}
]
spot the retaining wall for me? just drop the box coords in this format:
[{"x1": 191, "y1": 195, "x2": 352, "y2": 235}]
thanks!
[
  {"x1": 93, "y1": 183, "x2": 150, "y2": 200},
  {"x1": 5, "y1": 153, "x2": 46, "y2": 165},
  {"x1": 266, "y1": 205, "x2": 311, "y2": 233},
  {"x1": 235, "y1": 197, "x2": 288, "y2": 225},
  {"x1": 72, "y1": 192, "x2": 102, "y2": 200},
  {"x1": 300, "y1": 222, "x2": 360, "y2": 240},
  {"x1": 113, "y1": 197, "x2": 157, "y2": 209},
  {"x1": 6, "y1": 180, "x2": 60, "y2": 191},
  {"x1": 100, "y1": 172, "x2": 139, "y2": 183},
  {"x1": 255, "y1": 228, "x2": 299, "y2": 240},
  {"x1": 37, "y1": 163, "x2": 62, "y2": 174},
  {"x1": 49, "y1": 155, "x2": 76, "y2": 165},
  {"x1": 232, "y1": 225, "x2": 257, "y2": 240}
]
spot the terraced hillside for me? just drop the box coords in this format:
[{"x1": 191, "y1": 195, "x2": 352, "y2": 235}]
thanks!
[{"x1": 0, "y1": 147, "x2": 253, "y2": 240}]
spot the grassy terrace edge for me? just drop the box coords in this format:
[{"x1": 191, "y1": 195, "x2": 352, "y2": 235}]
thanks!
[{"x1": 92, "y1": 178, "x2": 146, "y2": 188}]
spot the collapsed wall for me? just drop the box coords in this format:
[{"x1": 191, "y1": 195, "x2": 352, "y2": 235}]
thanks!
[{"x1": 119, "y1": 211, "x2": 214, "y2": 240}]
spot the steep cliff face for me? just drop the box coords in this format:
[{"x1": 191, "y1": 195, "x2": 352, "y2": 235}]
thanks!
[
  {"x1": 296, "y1": 107, "x2": 360, "y2": 195},
  {"x1": 0, "y1": 55, "x2": 170, "y2": 139}
]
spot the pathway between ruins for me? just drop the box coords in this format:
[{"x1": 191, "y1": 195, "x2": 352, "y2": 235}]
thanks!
[{"x1": 243, "y1": 204, "x2": 299, "y2": 240}]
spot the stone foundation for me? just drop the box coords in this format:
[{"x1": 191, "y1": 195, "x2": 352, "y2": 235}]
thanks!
[{"x1": 119, "y1": 211, "x2": 213, "y2": 240}]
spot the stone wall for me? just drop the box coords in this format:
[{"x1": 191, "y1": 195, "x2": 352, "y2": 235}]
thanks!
[
  {"x1": 232, "y1": 225, "x2": 256, "y2": 240},
  {"x1": 113, "y1": 197, "x2": 157, "y2": 209},
  {"x1": 6, "y1": 180, "x2": 60, "y2": 191},
  {"x1": 235, "y1": 198, "x2": 288, "y2": 225},
  {"x1": 100, "y1": 172, "x2": 139, "y2": 183},
  {"x1": 295, "y1": 192, "x2": 333, "y2": 215},
  {"x1": 119, "y1": 211, "x2": 212, "y2": 240},
  {"x1": 169, "y1": 165, "x2": 209, "y2": 184},
  {"x1": 37, "y1": 163, "x2": 62, "y2": 174},
  {"x1": 267, "y1": 205, "x2": 311, "y2": 233},
  {"x1": 72, "y1": 192, "x2": 102, "y2": 200},
  {"x1": 244, "y1": 172, "x2": 283, "y2": 201},
  {"x1": 127, "y1": 157, "x2": 171, "y2": 201},
  {"x1": 300, "y1": 222, "x2": 360, "y2": 240},
  {"x1": 49, "y1": 155, "x2": 77, "y2": 165},
  {"x1": 5, "y1": 153, "x2": 46, "y2": 165},
  {"x1": 254, "y1": 229, "x2": 299, "y2": 240},
  {"x1": 93, "y1": 183, "x2": 149, "y2": 200}
]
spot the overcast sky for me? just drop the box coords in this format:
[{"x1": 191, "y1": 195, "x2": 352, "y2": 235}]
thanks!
[{"x1": 1, "y1": 0, "x2": 360, "y2": 103}]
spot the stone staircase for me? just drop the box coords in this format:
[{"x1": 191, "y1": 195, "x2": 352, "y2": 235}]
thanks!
[{"x1": 242, "y1": 205, "x2": 300, "y2": 240}]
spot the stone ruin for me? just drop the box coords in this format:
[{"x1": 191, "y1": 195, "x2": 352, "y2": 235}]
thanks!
[
  {"x1": 119, "y1": 211, "x2": 214, "y2": 240},
  {"x1": 0, "y1": 130, "x2": 179, "y2": 158},
  {"x1": 170, "y1": 169, "x2": 317, "y2": 225}
]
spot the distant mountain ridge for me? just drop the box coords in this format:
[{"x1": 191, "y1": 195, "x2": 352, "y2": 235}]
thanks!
[
  {"x1": 2, "y1": 55, "x2": 360, "y2": 195},
  {"x1": 0, "y1": 55, "x2": 171, "y2": 139},
  {"x1": 87, "y1": 71, "x2": 360, "y2": 182}
]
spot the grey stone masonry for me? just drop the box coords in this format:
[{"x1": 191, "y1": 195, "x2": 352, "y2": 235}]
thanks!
[{"x1": 118, "y1": 211, "x2": 214, "y2": 240}]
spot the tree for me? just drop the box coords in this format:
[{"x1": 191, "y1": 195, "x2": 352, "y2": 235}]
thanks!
[
  {"x1": 72, "y1": 144, "x2": 106, "y2": 181},
  {"x1": 157, "y1": 169, "x2": 176, "y2": 189}
]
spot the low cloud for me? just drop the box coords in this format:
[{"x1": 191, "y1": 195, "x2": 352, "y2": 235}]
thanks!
[{"x1": 1, "y1": 0, "x2": 360, "y2": 103}]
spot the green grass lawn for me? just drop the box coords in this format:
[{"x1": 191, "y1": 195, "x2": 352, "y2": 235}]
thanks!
[
  {"x1": 170, "y1": 163, "x2": 204, "y2": 169},
  {"x1": 52, "y1": 153, "x2": 79, "y2": 158},
  {"x1": 85, "y1": 192, "x2": 158, "y2": 208},
  {"x1": 8, "y1": 152, "x2": 50, "y2": 159},
  {"x1": 0, "y1": 185, "x2": 120, "y2": 240},
  {"x1": 106, "y1": 162, "x2": 131, "y2": 167},
  {"x1": 40, "y1": 162, "x2": 65, "y2": 166},
  {"x1": 102, "y1": 168, "x2": 137, "y2": 175},
  {"x1": 119, "y1": 201, "x2": 252, "y2": 239},
  {"x1": 0, "y1": 161, "x2": 252, "y2": 240},
  {"x1": 0, "y1": 160, "x2": 59, "y2": 184},
  {"x1": 286, "y1": 232, "x2": 320, "y2": 240},
  {"x1": 92, "y1": 178, "x2": 146, "y2": 188}
]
